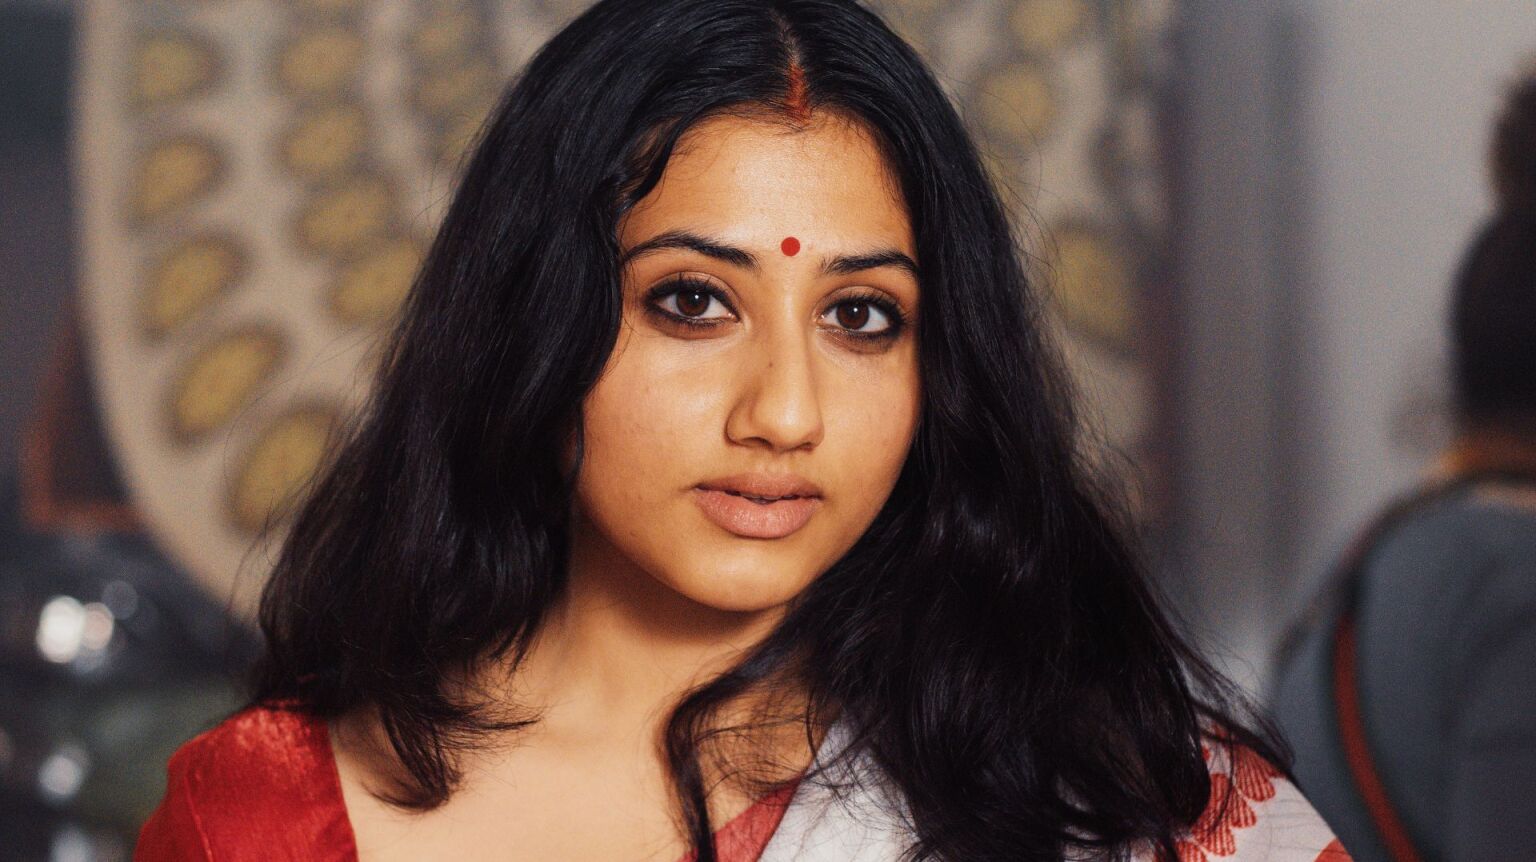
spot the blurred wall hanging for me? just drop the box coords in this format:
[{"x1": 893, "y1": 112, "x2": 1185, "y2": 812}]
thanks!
[{"x1": 74, "y1": 0, "x2": 1176, "y2": 618}]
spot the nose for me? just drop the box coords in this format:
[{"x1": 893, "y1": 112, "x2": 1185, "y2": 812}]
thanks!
[{"x1": 725, "y1": 326, "x2": 825, "y2": 452}]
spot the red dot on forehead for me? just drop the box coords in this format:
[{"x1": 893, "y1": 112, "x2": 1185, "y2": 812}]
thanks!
[{"x1": 780, "y1": 236, "x2": 801, "y2": 256}]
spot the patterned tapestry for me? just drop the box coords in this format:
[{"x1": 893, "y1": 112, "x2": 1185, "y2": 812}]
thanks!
[{"x1": 76, "y1": 0, "x2": 1175, "y2": 616}]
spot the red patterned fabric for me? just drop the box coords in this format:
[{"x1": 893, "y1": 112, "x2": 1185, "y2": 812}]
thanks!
[
  {"x1": 1316, "y1": 840, "x2": 1351, "y2": 861},
  {"x1": 135, "y1": 705, "x2": 795, "y2": 862},
  {"x1": 1174, "y1": 743, "x2": 1352, "y2": 862}
]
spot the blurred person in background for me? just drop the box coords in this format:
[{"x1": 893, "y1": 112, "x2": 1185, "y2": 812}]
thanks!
[{"x1": 1273, "y1": 65, "x2": 1536, "y2": 862}]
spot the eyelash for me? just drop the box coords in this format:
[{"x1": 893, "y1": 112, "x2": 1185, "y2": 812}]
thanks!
[{"x1": 642, "y1": 277, "x2": 909, "y2": 342}]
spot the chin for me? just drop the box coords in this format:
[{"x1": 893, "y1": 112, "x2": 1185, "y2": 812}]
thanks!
[{"x1": 659, "y1": 557, "x2": 813, "y2": 615}]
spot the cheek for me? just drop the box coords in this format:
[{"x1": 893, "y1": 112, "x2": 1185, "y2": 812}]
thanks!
[
  {"x1": 824, "y1": 365, "x2": 921, "y2": 517},
  {"x1": 576, "y1": 337, "x2": 724, "y2": 524}
]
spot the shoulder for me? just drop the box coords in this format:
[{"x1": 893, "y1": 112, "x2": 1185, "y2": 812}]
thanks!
[
  {"x1": 1360, "y1": 492, "x2": 1536, "y2": 632},
  {"x1": 135, "y1": 703, "x2": 357, "y2": 861},
  {"x1": 1372, "y1": 490, "x2": 1536, "y2": 571},
  {"x1": 173, "y1": 702, "x2": 332, "y2": 774},
  {"x1": 1370, "y1": 492, "x2": 1536, "y2": 640},
  {"x1": 1170, "y1": 740, "x2": 1350, "y2": 862}
]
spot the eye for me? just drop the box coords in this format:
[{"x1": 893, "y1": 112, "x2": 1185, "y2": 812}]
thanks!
[
  {"x1": 820, "y1": 293, "x2": 904, "y2": 338},
  {"x1": 645, "y1": 277, "x2": 735, "y2": 326}
]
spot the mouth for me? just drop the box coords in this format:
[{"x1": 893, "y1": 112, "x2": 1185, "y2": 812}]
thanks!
[
  {"x1": 695, "y1": 473, "x2": 823, "y2": 500},
  {"x1": 691, "y1": 479, "x2": 823, "y2": 539},
  {"x1": 715, "y1": 489, "x2": 812, "y2": 505}
]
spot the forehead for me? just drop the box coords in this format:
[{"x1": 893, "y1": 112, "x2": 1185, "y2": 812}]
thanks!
[{"x1": 620, "y1": 111, "x2": 913, "y2": 252}]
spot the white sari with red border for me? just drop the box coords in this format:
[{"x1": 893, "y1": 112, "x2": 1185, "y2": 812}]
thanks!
[{"x1": 759, "y1": 726, "x2": 1350, "y2": 862}]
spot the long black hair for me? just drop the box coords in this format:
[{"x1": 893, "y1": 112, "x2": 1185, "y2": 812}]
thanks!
[{"x1": 253, "y1": 1, "x2": 1277, "y2": 859}]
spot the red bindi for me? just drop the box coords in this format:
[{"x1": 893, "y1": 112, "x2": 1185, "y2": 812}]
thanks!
[{"x1": 781, "y1": 236, "x2": 801, "y2": 256}]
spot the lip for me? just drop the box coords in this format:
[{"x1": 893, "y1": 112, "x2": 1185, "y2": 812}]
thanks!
[{"x1": 692, "y1": 473, "x2": 824, "y2": 539}]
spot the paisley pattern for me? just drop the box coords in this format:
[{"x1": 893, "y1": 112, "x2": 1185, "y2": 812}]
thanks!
[
  {"x1": 131, "y1": 135, "x2": 223, "y2": 223},
  {"x1": 134, "y1": 30, "x2": 221, "y2": 107},
  {"x1": 141, "y1": 232, "x2": 246, "y2": 338},
  {"x1": 166, "y1": 327, "x2": 285, "y2": 444},
  {"x1": 227, "y1": 404, "x2": 341, "y2": 532}
]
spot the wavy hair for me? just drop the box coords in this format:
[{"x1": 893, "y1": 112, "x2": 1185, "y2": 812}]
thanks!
[{"x1": 252, "y1": 1, "x2": 1279, "y2": 859}]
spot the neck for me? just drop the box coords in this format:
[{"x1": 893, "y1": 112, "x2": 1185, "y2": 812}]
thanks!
[{"x1": 504, "y1": 512, "x2": 794, "y2": 749}]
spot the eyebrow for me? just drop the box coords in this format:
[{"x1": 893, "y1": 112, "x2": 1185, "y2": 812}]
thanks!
[{"x1": 620, "y1": 229, "x2": 919, "y2": 279}]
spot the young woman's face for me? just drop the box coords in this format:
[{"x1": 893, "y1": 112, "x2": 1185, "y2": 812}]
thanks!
[{"x1": 573, "y1": 111, "x2": 922, "y2": 615}]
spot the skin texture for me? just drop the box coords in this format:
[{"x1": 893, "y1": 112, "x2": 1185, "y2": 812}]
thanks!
[{"x1": 333, "y1": 111, "x2": 922, "y2": 861}]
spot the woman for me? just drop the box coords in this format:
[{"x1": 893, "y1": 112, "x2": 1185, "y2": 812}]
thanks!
[
  {"x1": 137, "y1": 1, "x2": 1346, "y2": 859},
  {"x1": 1272, "y1": 69, "x2": 1536, "y2": 862}
]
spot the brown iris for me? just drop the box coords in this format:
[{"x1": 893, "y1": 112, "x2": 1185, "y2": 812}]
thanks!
[
  {"x1": 675, "y1": 288, "x2": 711, "y2": 317},
  {"x1": 835, "y1": 301, "x2": 870, "y2": 330}
]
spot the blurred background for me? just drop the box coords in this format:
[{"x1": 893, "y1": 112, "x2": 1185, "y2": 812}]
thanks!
[{"x1": 0, "y1": 0, "x2": 1530, "y2": 858}]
